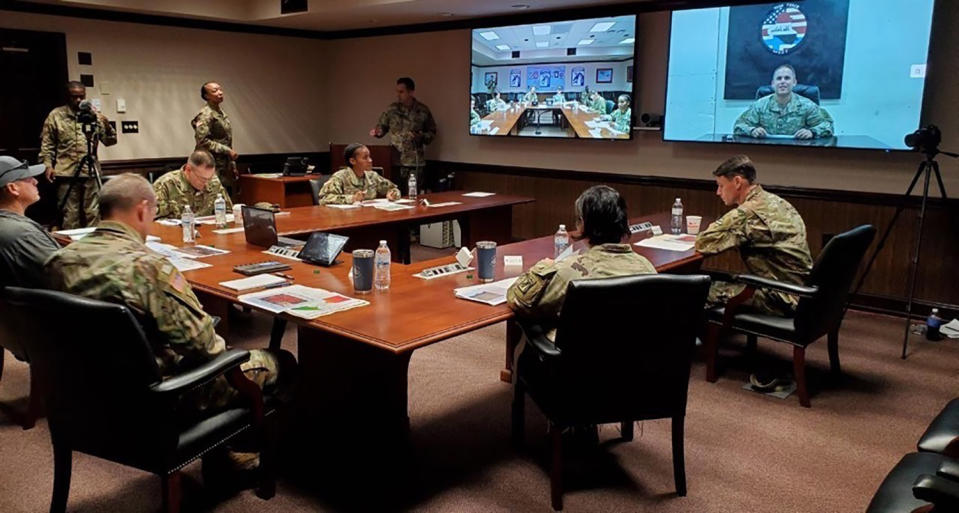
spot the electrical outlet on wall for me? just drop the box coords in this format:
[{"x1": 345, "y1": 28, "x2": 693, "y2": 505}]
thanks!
[{"x1": 116, "y1": 98, "x2": 126, "y2": 113}]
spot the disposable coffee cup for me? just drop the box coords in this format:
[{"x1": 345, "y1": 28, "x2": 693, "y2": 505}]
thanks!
[
  {"x1": 476, "y1": 241, "x2": 497, "y2": 283},
  {"x1": 352, "y1": 249, "x2": 374, "y2": 294},
  {"x1": 686, "y1": 215, "x2": 702, "y2": 235}
]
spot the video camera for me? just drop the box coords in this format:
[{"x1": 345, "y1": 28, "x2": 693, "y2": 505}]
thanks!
[{"x1": 904, "y1": 125, "x2": 941, "y2": 153}]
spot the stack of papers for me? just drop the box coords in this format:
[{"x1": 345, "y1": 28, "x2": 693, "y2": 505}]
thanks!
[
  {"x1": 219, "y1": 274, "x2": 287, "y2": 292},
  {"x1": 454, "y1": 277, "x2": 518, "y2": 306},
  {"x1": 146, "y1": 241, "x2": 224, "y2": 272},
  {"x1": 462, "y1": 192, "x2": 495, "y2": 198},
  {"x1": 478, "y1": 120, "x2": 494, "y2": 129},
  {"x1": 635, "y1": 234, "x2": 697, "y2": 252},
  {"x1": 488, "y1": 126, "x2": 500, "y2": 135},
  {"x1": 55, "y1": 227, "x2": 159, "y2": 242},
  {"x1": 940, "y1": 319, "x2": 959, "y2": 339},
  {"x1": 195, "y1": 214, "x2": 235, "y2": 225},
  {"x1": 373, "y1": 203, "x2": 413, "y2": 211},
  {"x1": 238, "y1": 284, "x2": 368, "y2": 319}
]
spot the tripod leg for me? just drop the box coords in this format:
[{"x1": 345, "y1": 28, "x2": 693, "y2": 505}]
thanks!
[
  {"x1": 900, "y1": 162, "x2": 934, "y2": 359},
  {"x1": 932, "y1": 161, "x2": 948, "y2": 200}
]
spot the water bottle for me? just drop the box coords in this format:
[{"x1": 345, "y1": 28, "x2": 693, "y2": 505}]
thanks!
[
  {"x1": 374, "y1": 240, "x2": 391, "y2": 291},
  {"x1": 926, "y1": 308, "x2": 943, "y2": 341},
  {"x1": 553, "y1": 224, "x2": 570, "y2": 258},
  {"x1": 670, "y1": 198, "x2": 684, "y2": 234},
  {"x1": 181, "y1": 204, "x2": 195, "y2": 244},
  {"x1": 214, "y1": 194, "x2": 227, "y2": 228},
  {"x1": 407, "y1": 173, "x2": 417, "y2": 201}
]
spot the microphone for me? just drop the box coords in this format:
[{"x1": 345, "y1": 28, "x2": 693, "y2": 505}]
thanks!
[{"x1": 78, "y1": 99, "x2": 94, "y2": 112}]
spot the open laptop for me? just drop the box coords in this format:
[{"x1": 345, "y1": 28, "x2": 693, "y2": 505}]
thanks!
[
  {"x1": 242, "y1": 206, "x2": 302, "y2": 249},
  {"x1": 298, "y1": 232, "x2": 349, "y2": 266}
]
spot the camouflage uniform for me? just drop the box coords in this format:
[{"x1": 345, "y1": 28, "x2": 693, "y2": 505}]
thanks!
[
  {"x1": 191, "y1": 104, "x2": 236, "y2": 192},
  {"x1": 733, "y1": 94, "x2": 833, "y2": 138},
  {"x1": 551, "y1": 93, "x2": 566, "y2": 104},
  {"x1": 44, "y1": 220, "x2": 290, "y2": 414},
  {"x1": 39, "y1": 105, "x2": 118, "y2": 229},
  {"x1": 470, "y1": 109, "x2": 481, "y2": 126},
  {"x1": 153, "y1": 165, "x2": 232, "y2": 219},
  {"x1": 610, "y1": 107, "x2": 631, "y2": 132},
  {"x1": 487, "y1": 98, "x2": 507, "y2": 111},
  {"x1": 374, "y1": 99, "x2": 436, "y2": 187},
  {"x1": 695, "y1": 185, "x2": 813, "y2": 316},
  {"x1": 589, "y1": 96, "x2": 607, "y2": 115},
  {"x1": 522, "y1": 91, "x2": 538, "y2": 103},
  {"x1": 317, "y1": 167, "x2": 400, "y2": 205},
  {"x1": 507, "y1": 243, "x2": 657, "y2": 342}
]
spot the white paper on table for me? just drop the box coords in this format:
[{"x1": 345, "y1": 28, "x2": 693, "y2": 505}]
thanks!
[
  {"x1": 170, "y1": 245, "x2": 230, "y2": 259},
  {"x1": 53, "y1": 227, "x2": 96, "y2": 239},
  {"x1": 635, "y1": 234, "x2": 697, "y2": 252},
  {"x1": 195, "y1": 214, "x2": 235, "y2": 225},
  {"x1": 326, "y1": 203, "x2": 360, "y2": 209},
  {"x1": 454, "y1": 277, "x2": 519, "y2": 306},
  {"x1": 359, "y1": 199, "x2": 390, "y2": 206},
  {"x1": 373, "y1": 203, "x2": 414, "y2": 211},
  {"x1": 488, "y1": 126, "x2": 500, "y2": 135},
  {"x1": 168, "y1": 257, "x2": 212, "y2": 272},
  {"x1": 503, "y1": 255, "x2": 523, "y2": 267},
  {"x1": 478, "y1": 120, "x2": 494, "y2": 129},
  {"x1": 219, "y1": 274, "x2": 288, "y2": 291},
  {"x1": 588, "y1": 128, "x2": 603, "y2": 138},
  {"x1": 427, "y1": 201, "x2": 462, "y2": 208},
  {"x1": 394, "y1": 199, "x2": 415, "y2": 204},
  {"x1": 238, "y1": 285, "x2": 317, "y2": 313},
  {"x1": 941, "y1": 319, "x2": 959, "y2": 339},
  {"x1": 585, "y1": 120, "x2": 610, "y2": 129},
  {"x1": 212, "y1": 227, "x2": 245, "y2": 234},
  {"x1": 157, "y1": 219, "x2": 181, "y2": 226},
  {"x1": 462, "y1": 192, "x2": 496, "y2": 197},
  {"x1": 256, "y1": 173, "x2": 283, "y2": 179},
  {"x1": 146, "y1": 241, "x2": 179, "y2": 258}
]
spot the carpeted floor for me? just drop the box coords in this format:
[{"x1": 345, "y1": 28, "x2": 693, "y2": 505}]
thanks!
[{"x1": 1, "y1": 307, "x2": 957, "y2": 512}]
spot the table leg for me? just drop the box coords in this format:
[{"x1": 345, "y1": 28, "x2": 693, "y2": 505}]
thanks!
[{"x1": 501, "y1": 319, "x2": 522, "y2": 383}]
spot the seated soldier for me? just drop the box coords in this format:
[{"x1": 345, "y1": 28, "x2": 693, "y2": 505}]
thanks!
[
  {"x1": 588, "y1": 91, "x2": 608, "y2": 114},
  {"x1": 153, "y1": 149, "x2": 232, "y2": 219},
  {"x1": 551, "y1": 88, "x2": 566, "y2": 105},
  {"x1": 507, "y1": 185, "x2": 656, "y2": 342},
  {"x1": 45, "y1": 173, "x2": 295, "y2": 477},
  {"x1": 0, "y1": 156, "x2": 60, "y2": 288},
  {"x1": 470, "y1": 96, "x2": 481, "y2": 127},
  {"x1": 695, "y1": 155, "x2": 813, "y2": 390},
  {"x1": 607, "y1": 94, "x2": 632, "y2": 132},
  {"x1": 522, "y1": 86, "x2": 538, "y2": 104},
  {"x1": 486, "y1": 92, "x2": 507, "y2": 111},
  {"x1": 317, "y1": 143, "x2": 401, "y2": 205}
]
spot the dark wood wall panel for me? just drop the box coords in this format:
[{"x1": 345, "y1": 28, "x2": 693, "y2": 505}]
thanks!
[{"x1": 449, "y1": 167, "x2": 959, "y2": 312}]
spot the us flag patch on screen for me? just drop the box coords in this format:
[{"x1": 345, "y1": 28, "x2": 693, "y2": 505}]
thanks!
[{"x1": 762, "y1": 3, "x2": 808, "y2": 55}]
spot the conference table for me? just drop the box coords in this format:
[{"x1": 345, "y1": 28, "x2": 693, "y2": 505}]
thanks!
[
  {"x1": 479, "y1": 103, "x2": 630, "y2": 139},
  {"x1": 264, "y1": 190, "x2": 532, "y2": 264},
  {"x1": 150, "y1": 210, "x2": 703, "y2": 438}
]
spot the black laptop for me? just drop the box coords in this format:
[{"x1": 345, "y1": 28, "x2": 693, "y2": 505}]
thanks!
[
  {"x1": 241, "y1": 206, "x2": 302, "y2": 249},
  {"x1": 298, "y1": 232, "x2": 349, "y2": 266}
]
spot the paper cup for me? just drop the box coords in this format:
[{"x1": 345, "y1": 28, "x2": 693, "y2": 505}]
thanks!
[{"x1": 686, "y1": 215, "x2": 702, "y2": 235}]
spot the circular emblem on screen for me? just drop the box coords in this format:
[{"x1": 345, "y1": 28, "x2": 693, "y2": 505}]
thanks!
[{"x1": 762, "y1": 3, "x2": 807, "y2": 55}]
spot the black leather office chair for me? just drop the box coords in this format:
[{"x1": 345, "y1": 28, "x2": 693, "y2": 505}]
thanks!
[
  {"x1": 704, "y1": 225, "x2": 876, "y2": 407},
  {"x1": 919, "y1": 399, "x2": 959, "y2": 458},
  {"x1": 755, "y1": 84, "x2": 821, "y2": 104},
  {"x1": 2, "y1": 286, "x2": 277, "y2": 513},
  {"x1": 512, "y1": 274, "x2": 710, "y2": 510},
  {"x1": 0, "y1": 292, "x2": 41, "y2": 429},
  {"x1": 309, "y1": 175, "x2": 331, "y2": 206},
  {"x1": 866, "y1": 452, "x2": 959, "y2": 513},
  {"x1": 605, "y1": 99, "x2": 615, "y2": 114}
]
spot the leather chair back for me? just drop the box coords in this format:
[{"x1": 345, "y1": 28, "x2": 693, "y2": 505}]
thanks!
[
  {"x1": 795, "y1": 225, "x2": 876, "y2": 341},
  {"x1": 756, "y1": 84, "x2": 821, "y2": 105},
  {"x1": 1, "y1": 287, "x2": 172, "y2": 468},
  {"x1": 309, "y1": 176, "x2": 331, "y2": 205},
  {"x1": 605, "y1": 99, "x2": 615, "y2": 114},
  {"x1": 547, "y1": 274, "x2": 710, "y2": 425},
  {"x1": 0, "y1": 291, "x2": 30, "y2": 361}
]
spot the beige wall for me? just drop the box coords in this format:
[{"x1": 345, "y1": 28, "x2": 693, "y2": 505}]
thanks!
[
  {"x1": 327, "y1": 5, "x2": 959, "y2": 195},
  {"x1": 4, "y1": 2, "x2": 958, "y2": 195},
  {"x1": 1, "y1": 11, "x2": 329, "y2": 161}
]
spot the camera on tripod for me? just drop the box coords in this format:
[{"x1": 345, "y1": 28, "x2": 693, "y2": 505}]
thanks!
[{"x1": 904, "y1": 125, "x2": 941, "y2": 153}]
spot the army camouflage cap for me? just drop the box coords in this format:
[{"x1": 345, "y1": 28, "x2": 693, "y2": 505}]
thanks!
[{"x1": 0, "y1": 156, "x2": 46, "y2": 187}]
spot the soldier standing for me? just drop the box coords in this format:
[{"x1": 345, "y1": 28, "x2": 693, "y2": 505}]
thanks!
[
  {"x1": 40, "y1": 81, "x2": 118, "y2": 229},
  {"x1": 695, "y1": 155, "x2": 813, "y2": 316},
  {"x1": 733, "y1": 64, "x2": 833, "y2": 140},
  {"x1": 370, "y1": 77, "x2": 437, "y2": 192},
  {"x1": 192, "y1": 82, "x2": 238, "y2": 198},
  {"x1": 153, "y1": 150, "x2": 232, "y2": 219}
]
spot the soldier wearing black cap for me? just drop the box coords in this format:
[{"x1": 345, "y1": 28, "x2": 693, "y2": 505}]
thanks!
[{"x1": 0, "y1": 156, "x2": 60, "y2": 288}]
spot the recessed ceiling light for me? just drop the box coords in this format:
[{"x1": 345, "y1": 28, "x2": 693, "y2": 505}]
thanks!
[
  {"x1": 496, "y1": 44, "x2": 511, "y2": 51},
  {"x1": 535, "y1": 41, "x2": 549, "y2": 48},
  {"x1": 620, "y1": 37, "x2": 635, "y2": 44},
  {"x1": 577, "y1": 39, "x2": 594, "y2": 45},
  {"x1": 512, "y1": 4, "x2": 530, "y2": 8},
  {"x1": 590, "y1": 21, "x2": 616, "y2": 32},
  {"x1": 479, "y1": 31, "x2": 500, "y2": 40},
  {"x1": 532, "y1": 25, "x2": 550, "y2": 35}
]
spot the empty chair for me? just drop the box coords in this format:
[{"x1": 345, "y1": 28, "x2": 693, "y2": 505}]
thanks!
[{"x1": 512, "y1": 274, "x2": 710, "y2": 510}]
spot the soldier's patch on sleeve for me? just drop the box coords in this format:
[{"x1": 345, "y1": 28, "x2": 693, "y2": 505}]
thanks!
[{"x1": 508, "y1": 263, "x2": 556, "y2": 311}]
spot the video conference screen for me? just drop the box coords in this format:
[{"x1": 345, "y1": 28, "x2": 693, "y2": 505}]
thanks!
[
  {"x1": 470, "y1": 15, "x2": 637, "y2": 140},
  {"x1": 664, "y1": 0, "x2": 936, "y2": 150}
]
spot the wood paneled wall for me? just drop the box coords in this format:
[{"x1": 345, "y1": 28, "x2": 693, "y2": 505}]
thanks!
[{"x1": 441, "y1": 163, "x2": 959, "y2": 315}]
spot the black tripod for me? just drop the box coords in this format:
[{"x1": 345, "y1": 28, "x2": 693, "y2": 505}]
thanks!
[
  {"x1": 851, "y1": 140, "x2": 955, "y2": 359},
  {"x1": 57, "y1": 120, "x2": 103, "y2": 228}
]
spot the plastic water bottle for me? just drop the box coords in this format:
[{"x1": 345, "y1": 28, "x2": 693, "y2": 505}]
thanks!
[
  {"x1": 408, "y1": 173, "x2": 417, "y2": 201},
  {"x1": 181, "y1": 204, "x2": 195, "y2": 244},
  {"x1": 926, "y1": 308, "x2": 943, "y2": 341},
  {"x1": 553, "y1": 224, "x2": 570, "y2": 258},
  {"x1": 374, "y1": 240, "x2": 391, "y2": 291},
  {"x1": 670, "y1": 198, "x2": 684, "y2": 234},
  {"x1": 214, "y1": 194, "x2": 227, "y2": 228}
]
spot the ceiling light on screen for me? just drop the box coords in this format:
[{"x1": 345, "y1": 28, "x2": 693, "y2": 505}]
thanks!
[
  {"x1": 590, "y1": 21, "x2": 616, "y2": 32},
  {"x1": 620, "y1": 37, "x2": 635, "y2": 44},
  {"x1": 496, "y1": 44, "x2": 510, "y2": 51},
  {"x1": 479, "y1": 31, "x2": 500, "y2": 40},
  {"x1": 577, "y1": 39, "x2": 594, "y2": 45},
  {"x1": 532, "y1": 25, "x2": 551, "y2": 35},
  {"x1": 536, "y1": 41, "x2": 549, "y2": 48}
]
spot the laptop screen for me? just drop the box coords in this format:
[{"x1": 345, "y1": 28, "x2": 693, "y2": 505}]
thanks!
[
  {"x1": 298, "y1": 232, "x2": 349, "y2": 266},
  {"x1": 242, "y1": 206, "x2": 278, "y2": 248}
]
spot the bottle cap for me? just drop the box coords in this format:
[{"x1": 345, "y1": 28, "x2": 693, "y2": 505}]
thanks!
[
  {"x1": 931, "y1": 308, "x2": 939, "y2": 314},
  {"x1": 559, "y1": 224, "x2": 566, "y2": 230},
  {"x1": 379, "y1": 240, "x2": 387, "y2": 245}
]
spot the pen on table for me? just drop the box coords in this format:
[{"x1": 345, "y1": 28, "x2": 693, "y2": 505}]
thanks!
[{"x1": 239, "y1": 280, "x2": 292, "y2": 295}]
